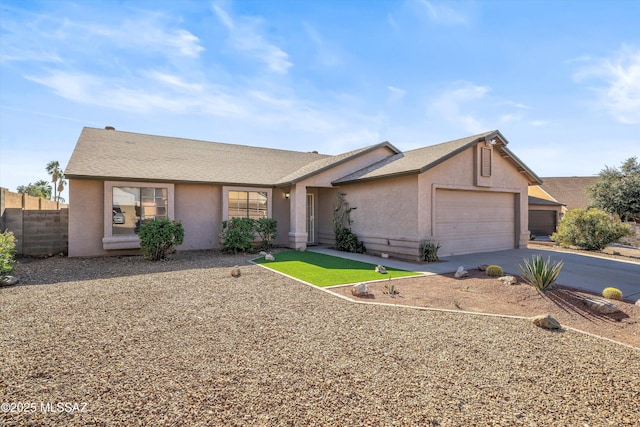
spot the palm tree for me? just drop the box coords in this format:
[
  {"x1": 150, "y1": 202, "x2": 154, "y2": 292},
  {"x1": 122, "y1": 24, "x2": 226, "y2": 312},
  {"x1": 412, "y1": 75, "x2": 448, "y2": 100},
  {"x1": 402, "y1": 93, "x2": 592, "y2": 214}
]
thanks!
[{"x1": 46, "y1": 160, "x2": 65, "y2": 202}]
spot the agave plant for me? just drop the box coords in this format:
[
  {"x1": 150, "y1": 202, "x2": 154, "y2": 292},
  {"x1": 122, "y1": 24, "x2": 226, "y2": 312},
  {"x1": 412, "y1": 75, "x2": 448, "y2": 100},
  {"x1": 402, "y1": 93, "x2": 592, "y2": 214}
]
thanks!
[{"x1": 518, "y1": 255, "x2": 564, "y2": 291}]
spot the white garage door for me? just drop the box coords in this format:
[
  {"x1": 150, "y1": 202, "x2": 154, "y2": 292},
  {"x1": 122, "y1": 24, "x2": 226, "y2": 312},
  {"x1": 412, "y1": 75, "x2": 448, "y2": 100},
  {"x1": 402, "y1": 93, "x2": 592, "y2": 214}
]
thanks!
[{"x1": 435, "y1": 189, "x2": 515, "y2": 256}]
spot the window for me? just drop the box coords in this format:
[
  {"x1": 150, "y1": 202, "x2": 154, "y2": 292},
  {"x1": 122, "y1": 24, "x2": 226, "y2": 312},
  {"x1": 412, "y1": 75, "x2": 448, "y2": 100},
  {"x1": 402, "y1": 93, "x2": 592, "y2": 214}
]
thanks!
[
  {"x1": 104, "y1": 181, "x2": 174, "y2": 250},
  {"x1": 228, "y1": 190, "x2": 267, "y2": 219},
  {"x1": 112, "y1": 186, "x2": 168, "y2": 235},
  {"x1": 481, "y1": 147, "x2": 492, "y2": 177}
]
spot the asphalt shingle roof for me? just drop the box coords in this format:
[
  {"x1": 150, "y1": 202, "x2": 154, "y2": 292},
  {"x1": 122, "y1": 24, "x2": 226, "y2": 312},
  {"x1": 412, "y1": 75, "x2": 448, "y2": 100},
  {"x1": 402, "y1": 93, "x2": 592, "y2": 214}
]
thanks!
[
  {"x1": 334, "y1": 130, "x2": 542, "y2": 185},
  {"x1": 539, "y1": 177, "x2": 600, "y2": 210},
  {"x1": 65, "y1": 127, "x2": 330, "y2": 186},
  {"x1": 65, "y1": 127, "x2": 541, "y2": 188},
  {"x1": 528, "y1": 195, "x2": 565, "y2": 206}
]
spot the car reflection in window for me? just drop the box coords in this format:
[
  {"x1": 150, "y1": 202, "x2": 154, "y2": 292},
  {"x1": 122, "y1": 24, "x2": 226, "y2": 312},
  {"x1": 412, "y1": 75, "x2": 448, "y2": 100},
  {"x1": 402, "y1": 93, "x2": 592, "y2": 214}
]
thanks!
[{"x1": 112, "y1": 208, "x2": 125, "y2": 224}]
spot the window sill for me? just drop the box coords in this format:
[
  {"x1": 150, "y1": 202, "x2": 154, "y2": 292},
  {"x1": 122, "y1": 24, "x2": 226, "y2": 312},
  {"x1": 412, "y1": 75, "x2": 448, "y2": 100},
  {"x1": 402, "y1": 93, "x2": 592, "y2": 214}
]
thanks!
[{"x1": 102, "y1": 236, "x2": 141, "y2": 250}]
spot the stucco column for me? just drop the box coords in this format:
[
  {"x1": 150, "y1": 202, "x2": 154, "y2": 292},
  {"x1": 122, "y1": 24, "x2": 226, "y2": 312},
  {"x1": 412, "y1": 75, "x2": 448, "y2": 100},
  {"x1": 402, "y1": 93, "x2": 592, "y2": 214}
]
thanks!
[{"x1": 288, "y1": 184, "x2": 308, "y2": 250}]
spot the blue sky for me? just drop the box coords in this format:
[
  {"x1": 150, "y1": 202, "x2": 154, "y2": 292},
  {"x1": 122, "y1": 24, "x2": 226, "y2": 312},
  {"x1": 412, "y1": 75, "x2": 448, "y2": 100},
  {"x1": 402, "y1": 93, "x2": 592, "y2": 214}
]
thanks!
[{"x1": 1, "y1": 0, "x2": 638, "y2": 202}]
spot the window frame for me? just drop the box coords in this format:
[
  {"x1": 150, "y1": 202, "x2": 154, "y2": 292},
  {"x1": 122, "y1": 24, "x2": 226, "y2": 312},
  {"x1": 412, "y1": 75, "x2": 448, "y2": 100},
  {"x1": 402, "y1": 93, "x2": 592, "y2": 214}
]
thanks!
[
  {"x1": 102, "y1": 181, "x2": 175, "y2": 250},
  {"x1": 222, "y1": 186, "x2": 272, "y2": 221}
]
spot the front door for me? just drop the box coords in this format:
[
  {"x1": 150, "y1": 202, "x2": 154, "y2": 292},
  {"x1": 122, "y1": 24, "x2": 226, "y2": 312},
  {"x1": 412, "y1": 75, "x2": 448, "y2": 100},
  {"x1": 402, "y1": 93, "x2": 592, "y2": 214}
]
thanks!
[{"x1": 306, "y1": 194, "x2": 314, "y2": 244}]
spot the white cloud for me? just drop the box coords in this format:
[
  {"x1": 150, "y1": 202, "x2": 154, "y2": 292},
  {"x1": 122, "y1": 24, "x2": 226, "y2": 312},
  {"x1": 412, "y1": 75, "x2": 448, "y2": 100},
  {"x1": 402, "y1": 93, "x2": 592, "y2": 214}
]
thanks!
[
  {"x1": 419, "y1": 0, "x2": 468, "y2": 25},
  {"x1": 387, "y1": 86, "x2": 406, "y2": 103},
  {"x1": 573, "y1": 45, "x2": 640, "y2": 124},
  {"x1": 212, "y1": 3, "x2": 292, "y2": 74},
  {"x1": 430, "y1": 81, "x2": 490, "y2": 133},
  {"x1": 145, "y1": 71, "x2": 203, "y2": 92},
  {"x1": 25, "y1": 70, "x2": 246, "y2": 117}
]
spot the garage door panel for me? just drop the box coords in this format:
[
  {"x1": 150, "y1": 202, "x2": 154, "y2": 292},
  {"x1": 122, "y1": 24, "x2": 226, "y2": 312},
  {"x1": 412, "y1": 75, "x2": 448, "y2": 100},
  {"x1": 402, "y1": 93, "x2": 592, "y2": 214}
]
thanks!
[{"x1": 435, "y1": 190, "x2": 515, "y2": 256}]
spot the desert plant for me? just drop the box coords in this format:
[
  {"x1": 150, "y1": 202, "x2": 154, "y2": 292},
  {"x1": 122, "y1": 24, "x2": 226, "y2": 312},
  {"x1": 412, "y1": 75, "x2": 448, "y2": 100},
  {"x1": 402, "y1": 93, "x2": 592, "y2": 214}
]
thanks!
[
  {"x1": 602, "y1": 287, "x2": 623, "y2": 300},
  {"x1": 221, "y1": 217, "x2": 256, "y2": 254},
  {"x1": 486, "y1": 265, "x2": 504, "y2": 277},
  {"x1": 138, "y1": 218, "x2": 185, "y2": 261},
  {"x1": 0, "y1": 230, "x2": 17, "y2": 276},
  {"x1": 419, "y1": 238, "x2": 441, "y2": 262},
  {"x1": 551, "y1": 208, "x2": 632, "y2": 251},
  {"x1": 335, "y1": 226, "x2": 366, "y2": 254},
  {"x1": 333, "y1": 192, "x2": 366, "y2": 254},
  {"x1": 518, "y1": 255, "x2": 564, "y2": 291},
  {"x1": 383, "y1": 283, "x2": 399, "y2": 296},
  {"x1": 255, "y1": 217, "x2": 277, "y2": 250}
]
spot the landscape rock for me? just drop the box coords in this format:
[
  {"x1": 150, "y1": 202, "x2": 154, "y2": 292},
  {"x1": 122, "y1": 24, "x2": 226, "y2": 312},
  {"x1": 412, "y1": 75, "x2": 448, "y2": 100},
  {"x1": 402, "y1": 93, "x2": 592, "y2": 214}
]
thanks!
[
  {"x1": 351, "y1": 282, "x2": 370, "y2": 296},
  {"x1": 264, "y1": 254, "x2": 275, "y2": 261},
  {"x1": 478, "y1": 264, "x2": 489, "y2": 271},
  {"x1": 231, "y1": 266, "x2": 241, "y2": 278},
  {"x1": 454, "y1": 266, "x2": 468, "y2": 278},
  {"x1": 583, "y1": 297, "x2": 620, "y2": 314},
  {"x1": 0, "y1": 276, "x2": 19, "y2": 286},
  {"x1": 259, "y1": 251, "x2": 267, "y2": 256},
  {"x1": 636, "y1": 299, "x2": 640, "y2": 307},
  {"x1": 375, "y1": 265, "x2": 387, "y2": 274},
  {"x1": 498, "y1": 275, "x2": 517, "y2": 285},
  {"x1": 531, "y1": 314, "x2": 561, "y2": 330}
]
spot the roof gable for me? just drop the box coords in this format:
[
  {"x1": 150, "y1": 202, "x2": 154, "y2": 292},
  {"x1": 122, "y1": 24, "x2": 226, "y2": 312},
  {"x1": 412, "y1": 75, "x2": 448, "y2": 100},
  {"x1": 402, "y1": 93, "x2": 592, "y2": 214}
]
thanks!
[{"x1": 334, "y1": 130, "x2": 541, "y2": 185}]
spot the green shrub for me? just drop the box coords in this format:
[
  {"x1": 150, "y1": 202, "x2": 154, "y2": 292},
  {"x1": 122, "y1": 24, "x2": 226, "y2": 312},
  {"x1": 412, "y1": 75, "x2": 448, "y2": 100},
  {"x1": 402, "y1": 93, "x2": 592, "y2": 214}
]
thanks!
[
  {"x1": 335, "y1": 225, "x2": 366, "y2": 254},
  {"x1": 221, "y1": 217, "x2": 257, "y2": 254},
  {"x1": 0, "y1": 230, "x2": 17, "y2": 276},
  {"x1": 551, "y1": 208, "x2": 632, "y2": 251},
  {"x1": 255, "y1": 217, "x2": 278, "y2": 251},
  {"x1": 602, "y1": 287, "x2": 623, "y2": 300},
  {"x1": 486, "y1": 265, "x2": 504, "y2": 277},
  {"x1": 138, "y1": 218, "x2": 184, "y2": 261},
  {"x1": 420, "y1": 238, "x2": 441, "y2": 262},
  {"x1": 518, "y1": 255, "x2": 564, "y2": 291}
]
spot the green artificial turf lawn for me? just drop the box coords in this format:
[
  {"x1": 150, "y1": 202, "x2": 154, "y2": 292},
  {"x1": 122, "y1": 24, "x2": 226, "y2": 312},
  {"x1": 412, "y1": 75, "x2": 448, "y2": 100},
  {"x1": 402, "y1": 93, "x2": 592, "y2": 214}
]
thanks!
[{"x1": 253, "y1": 250, "x2": 420, "y2": 287}]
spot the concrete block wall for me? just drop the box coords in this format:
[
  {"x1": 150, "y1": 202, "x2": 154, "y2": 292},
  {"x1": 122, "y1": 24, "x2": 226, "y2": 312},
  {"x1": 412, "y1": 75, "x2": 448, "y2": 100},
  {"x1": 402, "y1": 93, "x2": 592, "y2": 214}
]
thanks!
[{"x1": 21, "y1": 209, "x2": 69, "y2": 256}]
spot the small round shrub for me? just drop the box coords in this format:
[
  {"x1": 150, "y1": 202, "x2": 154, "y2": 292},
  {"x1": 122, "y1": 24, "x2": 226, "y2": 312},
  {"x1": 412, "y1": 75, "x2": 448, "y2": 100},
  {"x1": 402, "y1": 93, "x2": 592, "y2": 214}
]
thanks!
[
  {"x1": 486, "y1": 265, "x2": 504, "y2": 277},
  {"x1": 138, "y1": 218, "x2": 184, "y2": 261},
  {"x1": 602, "y1": 287, "x2": 623, "y2": 300}
]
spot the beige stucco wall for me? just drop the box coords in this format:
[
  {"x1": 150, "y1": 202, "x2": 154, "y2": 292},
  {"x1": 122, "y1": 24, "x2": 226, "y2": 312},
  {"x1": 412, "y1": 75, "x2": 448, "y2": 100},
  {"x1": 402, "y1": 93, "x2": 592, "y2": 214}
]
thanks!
[
  {"x1": 175, "y1": 183, "x2": 220, "y2": 250},
  {"x1": 68, "y1": 179, "x2": 105, "y2": 257},
  {"x1": 320, "y1": 143, "x2": 532, "y2": 260},
  {"x1": 418, "y1": 144, "x2": 530, "y2": 253},
  {"x1": 332, "y1": 174, "x2": 420, "y2": 258}
]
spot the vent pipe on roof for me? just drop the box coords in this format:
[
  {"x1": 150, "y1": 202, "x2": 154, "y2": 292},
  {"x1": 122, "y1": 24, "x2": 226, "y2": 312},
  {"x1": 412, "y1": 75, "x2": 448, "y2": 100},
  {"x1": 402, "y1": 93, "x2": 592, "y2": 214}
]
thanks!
[{"x1": 105, "y1": 126, "x2": 116, "y2": 131}]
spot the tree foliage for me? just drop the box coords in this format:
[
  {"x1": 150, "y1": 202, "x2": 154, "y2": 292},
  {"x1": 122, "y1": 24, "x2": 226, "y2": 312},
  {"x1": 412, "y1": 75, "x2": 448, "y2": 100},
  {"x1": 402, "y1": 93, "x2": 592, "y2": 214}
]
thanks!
[
  {"x1": 16, "y1": 180, "x2": 52, "y2": 199},
  {"x1": 46, "y1": 160, "x2": 67, "y2": 203},
  {"x1": 589, "y1": 156, "x2": 640, "y2": 221},
  {"x1": 551, "y1": 208, "x2": 632, "y2": 251}
]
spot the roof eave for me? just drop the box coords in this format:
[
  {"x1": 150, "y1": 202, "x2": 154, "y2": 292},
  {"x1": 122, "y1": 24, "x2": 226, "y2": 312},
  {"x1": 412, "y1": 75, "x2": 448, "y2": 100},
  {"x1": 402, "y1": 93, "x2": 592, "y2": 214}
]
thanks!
[
  {"x1": 65, "y1": 174, "x2": 276, "y2": 187},
  {"x1": 277, "y1": 141, "x2": 402, "y2": 187}
]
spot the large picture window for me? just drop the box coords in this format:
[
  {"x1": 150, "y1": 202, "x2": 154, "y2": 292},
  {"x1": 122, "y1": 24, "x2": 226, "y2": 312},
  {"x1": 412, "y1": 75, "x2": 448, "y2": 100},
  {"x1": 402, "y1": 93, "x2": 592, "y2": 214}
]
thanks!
[
  {"x1": 112, "y1": 187, "x2": 168, "y2": 235},
  {"x1": 228, "y1": 191, "x2": 268, "y2": 219}
]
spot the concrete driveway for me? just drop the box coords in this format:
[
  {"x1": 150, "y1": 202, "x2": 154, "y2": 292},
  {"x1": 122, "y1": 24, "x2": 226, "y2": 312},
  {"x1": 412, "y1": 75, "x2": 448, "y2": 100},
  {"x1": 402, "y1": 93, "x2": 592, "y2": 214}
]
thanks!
[{"x1": 310, "y1": 246, "x2": 640, "y2": 302}]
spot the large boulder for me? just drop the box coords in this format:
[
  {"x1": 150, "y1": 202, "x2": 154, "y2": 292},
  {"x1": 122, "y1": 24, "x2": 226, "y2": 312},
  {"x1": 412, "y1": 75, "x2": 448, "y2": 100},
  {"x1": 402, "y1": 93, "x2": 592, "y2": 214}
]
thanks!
[
  {"x1": 454, "y1": 266, "x2": 468, "y2": 278},
  {"x1": 531, "y1": 314, "x2": 561, "y2": 330},
  {"x1": 498, "y1": 275, "x2": 517, "y2": 285},
  {"x1": 351, "y1": 282, "x2": 370, "y2": 296},
  {"x1": 375, "y1": 265, "x2": 387, "y2": 274},
  {"x1": 0, "y1": 276, "x2": 19, "y2": 287},
  {"x1": 583, "y1": 297, "x2": 620, "y2": 314}
]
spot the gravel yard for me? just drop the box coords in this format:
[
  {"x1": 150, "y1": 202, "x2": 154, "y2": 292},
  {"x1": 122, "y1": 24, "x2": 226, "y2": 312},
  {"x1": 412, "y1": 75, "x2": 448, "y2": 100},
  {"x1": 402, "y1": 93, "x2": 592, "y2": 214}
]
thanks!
[{"x1": 2, "y1": 251, "x2": 639, "y2": 426}]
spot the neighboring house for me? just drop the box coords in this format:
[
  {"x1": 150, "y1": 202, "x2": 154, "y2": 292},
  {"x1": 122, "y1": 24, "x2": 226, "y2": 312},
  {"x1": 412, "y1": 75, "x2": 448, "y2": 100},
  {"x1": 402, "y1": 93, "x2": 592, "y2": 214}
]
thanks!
[
  {"x1": 536, "y1": 177, "x2": 599, "y2": 210},
  {"x1": 527, "y1": 195, "x2": 564, "y2": 237},
  {"x1": 65, "y1": 127, "x2": 541, "y2": 260},
  {"x1": 527, "y1": 176, "x2": 599, "y2": 237}
]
